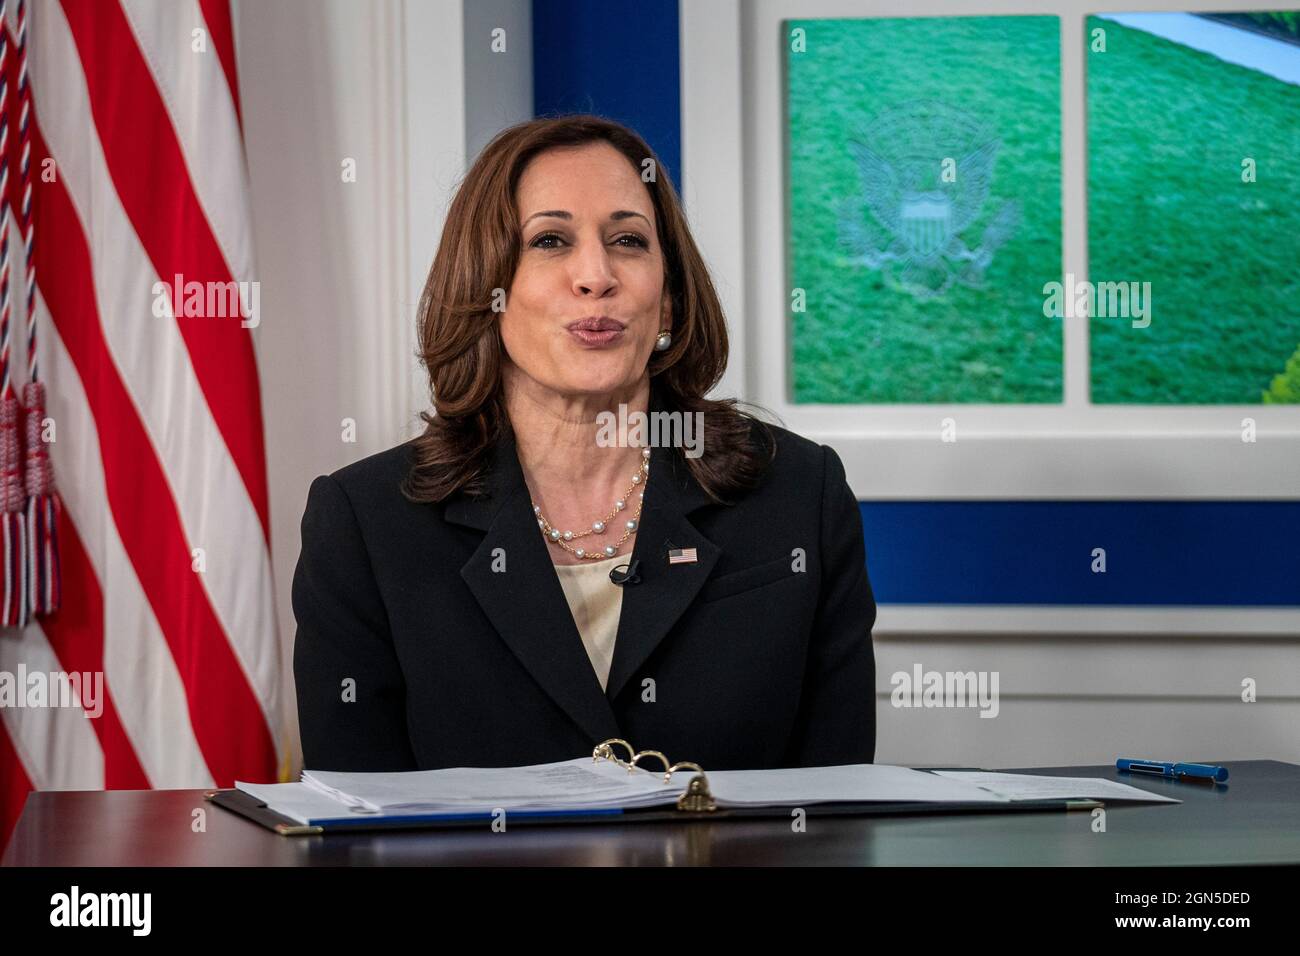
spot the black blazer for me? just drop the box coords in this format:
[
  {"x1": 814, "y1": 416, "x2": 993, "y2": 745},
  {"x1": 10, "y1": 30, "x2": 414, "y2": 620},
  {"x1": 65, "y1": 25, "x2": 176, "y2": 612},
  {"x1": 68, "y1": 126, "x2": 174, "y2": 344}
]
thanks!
[{"x1": 292, "y1": 414, "x2": 877, "y2": 773}]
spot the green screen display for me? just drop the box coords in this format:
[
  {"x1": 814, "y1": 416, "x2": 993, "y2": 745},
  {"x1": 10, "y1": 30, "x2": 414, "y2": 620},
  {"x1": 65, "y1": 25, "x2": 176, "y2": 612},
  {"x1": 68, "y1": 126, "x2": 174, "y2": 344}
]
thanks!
[
  {"x1": 786, "y1": 16, "x2": 1063, "y2": 404},
  {"x1": 1087, "y1": 12, "x2": 1300, "y2": 404}
]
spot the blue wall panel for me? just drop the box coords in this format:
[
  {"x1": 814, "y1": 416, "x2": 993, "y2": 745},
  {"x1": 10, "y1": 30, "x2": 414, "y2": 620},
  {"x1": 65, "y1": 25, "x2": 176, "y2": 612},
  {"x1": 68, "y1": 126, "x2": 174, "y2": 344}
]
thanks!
[
  {"x1": 532, "y1": 0, "x2": 682, "y2": 190},
  {"x1": 860, "y1": 501, "x2": 1300, "y2": 606}
]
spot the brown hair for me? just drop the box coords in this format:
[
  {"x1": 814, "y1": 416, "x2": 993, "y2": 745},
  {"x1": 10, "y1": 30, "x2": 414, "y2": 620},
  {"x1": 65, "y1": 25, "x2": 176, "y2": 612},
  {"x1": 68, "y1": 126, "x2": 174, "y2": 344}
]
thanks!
[{"x1": 400, "y1": 114, "x2": 776, "y2": 505}]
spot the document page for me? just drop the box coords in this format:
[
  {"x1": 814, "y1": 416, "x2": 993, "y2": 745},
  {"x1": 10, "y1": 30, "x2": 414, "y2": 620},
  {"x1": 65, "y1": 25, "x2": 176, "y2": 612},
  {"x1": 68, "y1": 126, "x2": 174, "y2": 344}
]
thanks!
[
  {"x1": 697, "y1": 764, "x2": 1014, "y2": 807},
  {"x1": 234, "y1": 781, "x2": 395, "y2": 825},
  {"x1": 931, "y1": 771, "x2": 1181, "y2": 804},
  {"x1": 299, "y1": 758, "x2": 685, "y2": 813}
]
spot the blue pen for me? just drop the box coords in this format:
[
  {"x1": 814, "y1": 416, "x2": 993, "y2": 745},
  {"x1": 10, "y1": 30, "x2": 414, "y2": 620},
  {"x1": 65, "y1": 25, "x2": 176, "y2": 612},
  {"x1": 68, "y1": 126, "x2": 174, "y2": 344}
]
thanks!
[{"x1": 1116, "y1": 758, "x2": 1228, "y2": 783}]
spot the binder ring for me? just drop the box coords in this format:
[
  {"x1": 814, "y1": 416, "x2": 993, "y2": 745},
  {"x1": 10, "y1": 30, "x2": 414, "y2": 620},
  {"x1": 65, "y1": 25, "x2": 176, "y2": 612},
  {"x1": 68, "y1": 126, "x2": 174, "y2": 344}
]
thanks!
[
  {"x1": 593, "y1": 738, "x2": 636, "y2": 767},
  {"x1": 592, "y1": 738, "x2": 716, "y2": 812},
  {"x1": 666, "y1": 761, "x2": 704, "y2": 779},
  {"x1": 629, "y1": 750, "x2": 671, "y2": 775}
]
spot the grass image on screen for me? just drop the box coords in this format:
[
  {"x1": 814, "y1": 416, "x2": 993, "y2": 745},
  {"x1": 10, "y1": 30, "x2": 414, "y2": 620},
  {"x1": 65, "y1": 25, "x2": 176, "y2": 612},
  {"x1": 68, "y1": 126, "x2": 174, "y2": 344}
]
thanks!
[
  {"x1": 786, "y1": 16, "x2": 1062, "y2": 404},
  {"x1": 1087, "y1": 12, "x2": 1300, "y2": 404}
]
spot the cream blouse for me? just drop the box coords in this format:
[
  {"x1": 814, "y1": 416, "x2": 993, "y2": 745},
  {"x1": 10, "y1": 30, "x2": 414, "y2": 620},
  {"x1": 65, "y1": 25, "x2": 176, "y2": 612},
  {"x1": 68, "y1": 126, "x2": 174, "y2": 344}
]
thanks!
[{"x1": 552, "y1": 553, "x2": 625, "y2": 691}]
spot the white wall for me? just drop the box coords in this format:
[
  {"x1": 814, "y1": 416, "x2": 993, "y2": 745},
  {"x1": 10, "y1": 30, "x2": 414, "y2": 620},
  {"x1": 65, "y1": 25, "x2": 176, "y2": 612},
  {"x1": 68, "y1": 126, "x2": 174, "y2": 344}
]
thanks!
[
  {"x1": 875, "y1": 636, "x2": 1299, "y2": 768},
  {"x1": 463, "y1": 0, "x2": 533, "y2": 162},
  {"x1": 237, "y1": 0, "x2": 465, "y2": 775}
]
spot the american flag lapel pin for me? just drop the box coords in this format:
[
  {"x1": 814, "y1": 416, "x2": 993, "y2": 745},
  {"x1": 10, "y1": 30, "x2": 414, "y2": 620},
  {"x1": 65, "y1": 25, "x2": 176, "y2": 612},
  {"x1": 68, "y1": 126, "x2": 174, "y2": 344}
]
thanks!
[{"x1": 667, "y1": 546, "x2": 698, "y2": 565}]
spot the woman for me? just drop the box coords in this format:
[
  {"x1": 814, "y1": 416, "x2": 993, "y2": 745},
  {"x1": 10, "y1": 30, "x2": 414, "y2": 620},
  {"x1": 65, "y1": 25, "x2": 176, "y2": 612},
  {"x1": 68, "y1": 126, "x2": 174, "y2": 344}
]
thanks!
[{"x1": 292, "y1": 115, "x2": 877, "y2": 773}]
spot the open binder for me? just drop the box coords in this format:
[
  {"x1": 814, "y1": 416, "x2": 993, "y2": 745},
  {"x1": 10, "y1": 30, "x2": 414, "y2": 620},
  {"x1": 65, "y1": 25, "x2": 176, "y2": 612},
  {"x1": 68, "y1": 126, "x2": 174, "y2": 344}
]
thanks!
[{"x1": 207, "y1": 737, "x2": 1105, "y2": 836}]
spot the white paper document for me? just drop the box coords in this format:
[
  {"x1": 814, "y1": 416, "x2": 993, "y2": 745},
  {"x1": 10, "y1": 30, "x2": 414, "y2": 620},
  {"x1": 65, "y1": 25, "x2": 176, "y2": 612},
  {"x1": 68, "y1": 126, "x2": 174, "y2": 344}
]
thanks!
[
  {"x1": 236, "y1": 780, "x2": 399, "y2": 824},
  {"x1": 699, "y1": 764, "x2": 1011, "y2": 807},
  {"x1": 931, "y1": 771, "x2": 1181, "y2": 804},
  {"x1": 301, "y1": 759, "x2": 686, "y2": 813},
  {"x1": 234, "y1": 758, "x2": 1178, "y2": 826}
]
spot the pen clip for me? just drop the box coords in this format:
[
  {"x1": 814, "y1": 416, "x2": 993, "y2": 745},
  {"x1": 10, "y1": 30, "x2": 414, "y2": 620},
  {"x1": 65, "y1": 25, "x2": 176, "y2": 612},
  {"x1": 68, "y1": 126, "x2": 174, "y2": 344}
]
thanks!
[{"x1": 1126, "y1": 761, "x2": 1169, "y2": 775}]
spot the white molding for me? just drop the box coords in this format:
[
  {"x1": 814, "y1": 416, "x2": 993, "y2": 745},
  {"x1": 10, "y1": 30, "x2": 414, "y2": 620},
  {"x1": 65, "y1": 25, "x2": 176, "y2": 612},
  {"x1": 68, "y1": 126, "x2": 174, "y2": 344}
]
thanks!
[
  {"x1": 680, "y1": 0, "x2": 748, "y2": 403},
  {"x1": 367, "y1": 0, "x2": 414, "y2": 444},
  {"x1": 398, "y1": 0, "x2": 469, "y2": 441},
  {"x1": 875, "y1": 604, "x2": 1300, "y2": 636},
  {"x1": 829, "y1": 431, "x2": 1300, "y2": 499}
]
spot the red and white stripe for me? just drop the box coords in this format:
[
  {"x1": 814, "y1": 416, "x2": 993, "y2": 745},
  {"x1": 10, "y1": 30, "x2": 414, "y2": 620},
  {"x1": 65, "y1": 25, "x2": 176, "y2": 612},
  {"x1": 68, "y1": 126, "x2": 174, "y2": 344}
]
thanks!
[{"x1": 0, "y1": 0, "x2": 281, "y2": 853}]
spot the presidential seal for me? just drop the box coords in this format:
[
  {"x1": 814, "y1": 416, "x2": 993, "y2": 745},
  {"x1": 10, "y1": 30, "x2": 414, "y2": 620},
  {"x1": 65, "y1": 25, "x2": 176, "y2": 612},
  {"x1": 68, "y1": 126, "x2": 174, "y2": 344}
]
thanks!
[{"x1": 836, "y1": 102, "x2": 1020, "y2": 298}]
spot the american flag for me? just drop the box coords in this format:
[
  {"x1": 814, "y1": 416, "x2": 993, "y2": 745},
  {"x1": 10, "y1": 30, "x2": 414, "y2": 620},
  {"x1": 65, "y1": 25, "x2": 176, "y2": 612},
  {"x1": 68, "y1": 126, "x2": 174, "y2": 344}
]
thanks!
[{"x1": 0, "y1": 0, "x2": 283, "y2": 853}]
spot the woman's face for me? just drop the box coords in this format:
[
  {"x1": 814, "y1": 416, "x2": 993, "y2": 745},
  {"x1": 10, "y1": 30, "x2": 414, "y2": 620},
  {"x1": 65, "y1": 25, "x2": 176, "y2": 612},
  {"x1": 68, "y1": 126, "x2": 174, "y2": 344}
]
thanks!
[{"x1": 501, "y1": 141, "x2": 669, "y2": 401}]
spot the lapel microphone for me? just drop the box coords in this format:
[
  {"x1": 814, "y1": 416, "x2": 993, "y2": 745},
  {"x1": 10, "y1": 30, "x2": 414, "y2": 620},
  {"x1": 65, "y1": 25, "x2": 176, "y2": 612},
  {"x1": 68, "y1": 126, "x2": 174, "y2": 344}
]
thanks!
[{"x1": 609, "y1": 558, "x2": 642, "y2": 587}]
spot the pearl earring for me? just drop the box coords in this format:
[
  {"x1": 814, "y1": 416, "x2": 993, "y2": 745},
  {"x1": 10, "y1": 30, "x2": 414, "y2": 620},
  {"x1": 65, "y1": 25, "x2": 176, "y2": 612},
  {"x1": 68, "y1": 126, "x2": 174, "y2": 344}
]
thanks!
[{"x1": 654, "y1": 330, "x2": 672, "y2": 351}]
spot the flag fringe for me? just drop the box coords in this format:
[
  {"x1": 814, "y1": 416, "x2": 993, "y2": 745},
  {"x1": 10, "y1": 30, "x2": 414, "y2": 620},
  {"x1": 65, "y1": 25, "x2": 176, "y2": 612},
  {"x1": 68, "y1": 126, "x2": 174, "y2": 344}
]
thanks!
[
  {"x1": 0, "y1": 393, "x2": 28, "y2": 628},
  {"x1": 23, "y1": 381, "x2": 58, "y2": 615}
]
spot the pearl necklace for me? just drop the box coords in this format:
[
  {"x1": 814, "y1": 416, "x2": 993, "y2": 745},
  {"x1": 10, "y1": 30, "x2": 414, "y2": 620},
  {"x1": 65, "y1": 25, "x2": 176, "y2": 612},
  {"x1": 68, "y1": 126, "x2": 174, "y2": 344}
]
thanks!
[{"x1": 533, "y1": 448, "x2": 650, "y2": 559}]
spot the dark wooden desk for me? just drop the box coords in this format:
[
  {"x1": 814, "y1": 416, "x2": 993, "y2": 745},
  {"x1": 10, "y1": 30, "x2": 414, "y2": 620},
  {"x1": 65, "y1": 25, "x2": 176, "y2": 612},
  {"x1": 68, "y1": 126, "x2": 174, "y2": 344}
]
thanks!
[{"x1": 5, "y1": 759, "x2": 1297, "y2": 866}]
